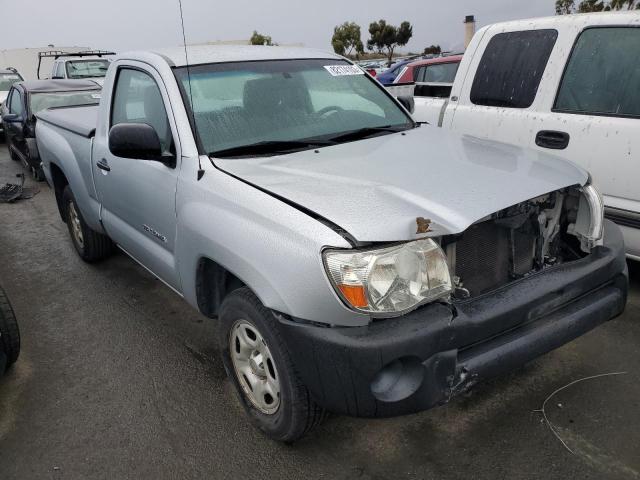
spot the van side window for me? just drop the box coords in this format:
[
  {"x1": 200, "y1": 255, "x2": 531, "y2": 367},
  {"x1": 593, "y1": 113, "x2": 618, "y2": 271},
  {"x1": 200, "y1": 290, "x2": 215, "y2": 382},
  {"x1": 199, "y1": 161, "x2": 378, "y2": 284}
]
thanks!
[
  {"x1": 111, "y1": 68, "x2": 174, "y2": 154},
  {"x1": 554, "y1": 27, "x2": 640, "y2": 118},
  {"x1": 470, "y1": 30, "x2": 558, "y2": 108}
]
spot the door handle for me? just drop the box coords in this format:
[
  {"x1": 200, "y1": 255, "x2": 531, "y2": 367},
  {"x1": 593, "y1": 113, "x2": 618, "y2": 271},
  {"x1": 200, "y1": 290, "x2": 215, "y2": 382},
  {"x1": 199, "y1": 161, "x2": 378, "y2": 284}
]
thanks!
[
  {"x1": 535, "y1": 130, "x2": 570, "y2": 150},
  {"x1": 96, "y1": 158, "x2": 111, "y2": 172}
]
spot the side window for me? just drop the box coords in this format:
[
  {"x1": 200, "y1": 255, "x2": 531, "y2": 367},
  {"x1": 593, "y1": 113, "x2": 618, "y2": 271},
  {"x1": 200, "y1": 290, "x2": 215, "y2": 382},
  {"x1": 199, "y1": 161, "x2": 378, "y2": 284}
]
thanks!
[
  {"x1": 554, "y1": 27, "x2": 640, "y2": 118},
  {"x1": 9, "y1": 90, "x2": 24, "y2": 116},
  {"x1": 57, "y1": 62, "x2": 66, "y2": 78},
  {"x1": 111, "y1": 68, "x2": 174, "y2": 154},
  {"x1": 470, "y1": 29, "x2": 558, "y2": 108},
  {"x1": 414, "y1": 63, "x2": 460, "y2": 98}
]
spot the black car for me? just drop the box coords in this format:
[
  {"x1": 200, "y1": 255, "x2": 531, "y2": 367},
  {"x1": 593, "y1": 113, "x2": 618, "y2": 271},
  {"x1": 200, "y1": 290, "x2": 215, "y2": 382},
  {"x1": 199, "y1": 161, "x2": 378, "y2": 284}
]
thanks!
[{"x1": 1, "y1": 80, "x2": 101, "y2": 181}]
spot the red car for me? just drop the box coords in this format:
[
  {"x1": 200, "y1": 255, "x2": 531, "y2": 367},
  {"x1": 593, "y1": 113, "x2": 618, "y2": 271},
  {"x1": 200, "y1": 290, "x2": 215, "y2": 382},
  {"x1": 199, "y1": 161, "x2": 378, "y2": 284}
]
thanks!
[{"x1": 395, "y1": 55, "x2": 463, "y2": 85}]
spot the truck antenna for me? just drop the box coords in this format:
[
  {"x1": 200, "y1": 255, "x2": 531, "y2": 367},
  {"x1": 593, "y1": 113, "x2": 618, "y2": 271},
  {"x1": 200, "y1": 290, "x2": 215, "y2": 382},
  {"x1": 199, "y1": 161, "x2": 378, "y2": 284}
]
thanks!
[{"x1": 177, "y1": 0, "x2": 204, "y2": 180}]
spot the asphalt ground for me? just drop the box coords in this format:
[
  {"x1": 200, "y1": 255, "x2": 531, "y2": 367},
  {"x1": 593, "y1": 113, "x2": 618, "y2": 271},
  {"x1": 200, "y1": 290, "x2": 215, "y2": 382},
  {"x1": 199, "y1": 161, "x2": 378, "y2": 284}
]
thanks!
[{"x1": 0, "y1": 142, "x2": 639, "y2": 480}]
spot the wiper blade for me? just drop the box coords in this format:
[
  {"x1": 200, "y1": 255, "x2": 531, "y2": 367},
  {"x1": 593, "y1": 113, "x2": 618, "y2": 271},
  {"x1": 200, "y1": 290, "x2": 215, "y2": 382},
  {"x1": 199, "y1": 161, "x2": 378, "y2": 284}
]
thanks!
[
  {"x1": 210, "y1": 139, "x2": 335, "y2": 158},
  {"x1": 328, "y1": 125, "x2": 409, "y2": 143}
]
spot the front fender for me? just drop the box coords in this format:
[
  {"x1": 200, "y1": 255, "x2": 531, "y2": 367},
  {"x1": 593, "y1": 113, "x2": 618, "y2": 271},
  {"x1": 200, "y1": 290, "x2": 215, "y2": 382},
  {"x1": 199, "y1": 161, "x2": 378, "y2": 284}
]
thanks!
[{"x1": 175, "y1": 166, "x2": 370, "y2": 327}]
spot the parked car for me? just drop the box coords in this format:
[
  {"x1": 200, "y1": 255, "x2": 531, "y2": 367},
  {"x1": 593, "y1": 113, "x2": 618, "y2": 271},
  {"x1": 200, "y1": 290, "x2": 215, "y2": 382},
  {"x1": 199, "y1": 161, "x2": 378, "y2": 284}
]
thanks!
[
  {"x1": 38, "y1": 50, "x2": 115, "y2": 86},
  {"x1": 388, "y1": 55, "x2": 464, "y2": 124},
  {"x1": 1, "y1": 80, "x2": 101, "y2": 180},
  {"x1": 36, "y1": 45, "x2": 627, "y2": 442},
  {"x1": 414, "y1": 12, "x2": 640, "y2": 260},
  {"x1": 375, "y1": 58, "x2": 415, "y2": 85},
  {"x1": 0, "y1": 284, "x2": 20, "y2": 374},
  {"x1": 0, "y1": 67, "x2": 24, "y2": 136}
]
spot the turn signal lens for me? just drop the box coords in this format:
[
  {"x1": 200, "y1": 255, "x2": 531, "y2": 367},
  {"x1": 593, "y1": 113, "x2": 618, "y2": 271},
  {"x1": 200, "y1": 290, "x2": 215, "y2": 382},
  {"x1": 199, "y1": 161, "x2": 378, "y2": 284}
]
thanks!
[{"x1": 338, "y1": 284, "x2": 368, "y2": 308}]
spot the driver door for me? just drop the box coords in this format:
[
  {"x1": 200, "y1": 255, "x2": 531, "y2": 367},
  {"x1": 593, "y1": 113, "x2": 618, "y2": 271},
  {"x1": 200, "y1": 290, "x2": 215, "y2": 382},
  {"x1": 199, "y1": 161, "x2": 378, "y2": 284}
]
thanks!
[{"x1": 92, "y1": 65, "x2": 182, "y2": 291}]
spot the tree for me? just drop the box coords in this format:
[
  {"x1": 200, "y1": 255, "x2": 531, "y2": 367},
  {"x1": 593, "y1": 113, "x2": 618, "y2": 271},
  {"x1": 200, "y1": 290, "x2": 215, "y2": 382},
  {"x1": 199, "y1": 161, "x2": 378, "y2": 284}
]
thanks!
[
  {"x1": 423, "y1": 45, "x2": 442, "y2": 55},
  {"x1": 555, "y1": 0, "x2": 575, "y2": 14},
  {"x1": 367, "y1": 20, "x2": 413, "y2": 64},
  {"x1": 555, "y1": 0, "x2": 638, "y2": 12},
  {"x1": 331, "y1": 22, "x2": 364, "y2": 58},
  {"x1": 578, "y1": 0, "x2": 606, "y2": 12},
  {"x1": 250, "y1": 31, "x2": 273, "y2": 46}
]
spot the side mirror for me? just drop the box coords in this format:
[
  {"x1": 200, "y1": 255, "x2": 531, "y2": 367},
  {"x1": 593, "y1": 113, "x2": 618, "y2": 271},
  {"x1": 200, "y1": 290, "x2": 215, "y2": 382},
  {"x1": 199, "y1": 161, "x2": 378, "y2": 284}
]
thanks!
[
  {"x1": 397, "y1": 96, "x2": 415, "y2": 114},
  {"x1": 2, "y1": 113, "x2": 22, "y2": 123},
  {"x1": 108, "y1": 123, "x2": 165, "y2": 162}
]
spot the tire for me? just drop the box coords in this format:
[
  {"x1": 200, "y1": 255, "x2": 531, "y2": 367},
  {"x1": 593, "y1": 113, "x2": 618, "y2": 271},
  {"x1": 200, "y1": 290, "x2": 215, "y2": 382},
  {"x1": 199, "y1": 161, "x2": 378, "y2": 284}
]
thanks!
[
  {"x1": 62, "y1": 186, "x2": 114, "y2": 263},
  {"x1": 219, "y1": 287, "x2": 325, "y2": 442},
  {"x1": 32, "y1": 166, "x2": 45, "y2": 182},
  {"x1": 8, "y1": 141, "x2": 19, "y2": 161},
  {"x1": 0, "y1": 285, "x2": 20, "y2": 372}
]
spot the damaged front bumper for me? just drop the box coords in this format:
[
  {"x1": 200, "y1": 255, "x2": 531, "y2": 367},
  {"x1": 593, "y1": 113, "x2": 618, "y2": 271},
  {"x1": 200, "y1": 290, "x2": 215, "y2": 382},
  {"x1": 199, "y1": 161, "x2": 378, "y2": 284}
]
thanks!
[{"x1": 276, "y1": 220, "x2": 628, "y2": 418}]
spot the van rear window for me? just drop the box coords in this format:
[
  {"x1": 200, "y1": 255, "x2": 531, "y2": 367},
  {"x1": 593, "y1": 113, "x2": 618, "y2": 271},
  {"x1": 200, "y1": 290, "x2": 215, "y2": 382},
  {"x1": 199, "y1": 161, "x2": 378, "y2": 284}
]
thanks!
[{"x1": 470, "y1": 29, "x2": 558, "y2": 109}]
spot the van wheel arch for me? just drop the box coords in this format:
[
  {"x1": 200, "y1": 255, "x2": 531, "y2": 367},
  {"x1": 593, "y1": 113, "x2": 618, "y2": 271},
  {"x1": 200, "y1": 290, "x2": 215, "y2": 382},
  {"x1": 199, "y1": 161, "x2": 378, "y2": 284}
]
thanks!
[{"x1": 196, "y1": 257, "x2": 246, "y2": 318}]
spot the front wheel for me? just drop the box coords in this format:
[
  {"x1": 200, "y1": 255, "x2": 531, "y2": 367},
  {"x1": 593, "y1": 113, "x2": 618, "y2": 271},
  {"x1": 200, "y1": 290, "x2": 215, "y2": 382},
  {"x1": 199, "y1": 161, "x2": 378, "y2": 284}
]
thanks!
[
  {"x1": 219, "y1": 287, "x2": 325, "y2": 442},
  {"x1": 0, "y1": 285, "x2": 20, "y2": 373},
  {"x1": 62, "y1": 186, "x2": 114, "y2": 263}
]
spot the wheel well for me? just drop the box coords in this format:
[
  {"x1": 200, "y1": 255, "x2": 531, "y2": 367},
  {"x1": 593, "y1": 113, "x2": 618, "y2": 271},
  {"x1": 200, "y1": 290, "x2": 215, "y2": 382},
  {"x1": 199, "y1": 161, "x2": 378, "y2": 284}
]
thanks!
[
  {"x1": 49, "y1": 163, "x2": 69, "y2": 222},
  {"x1": 196, "y1": 258, "x2": 245, "y2": 318}
]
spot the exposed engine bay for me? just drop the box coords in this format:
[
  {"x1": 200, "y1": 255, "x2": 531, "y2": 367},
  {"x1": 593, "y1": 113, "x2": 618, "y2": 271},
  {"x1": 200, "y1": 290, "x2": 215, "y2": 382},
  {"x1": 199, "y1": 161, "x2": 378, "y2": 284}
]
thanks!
[{"x1": 443, "y1": 186, "x2": 596, "y2": 299}]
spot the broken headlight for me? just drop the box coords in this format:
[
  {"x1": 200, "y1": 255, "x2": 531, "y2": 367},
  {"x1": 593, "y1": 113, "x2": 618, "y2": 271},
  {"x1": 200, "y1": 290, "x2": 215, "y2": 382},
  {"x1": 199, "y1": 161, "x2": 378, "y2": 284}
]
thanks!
[
  {"x1": 568, "y1": 180, "x2": 604, "y2": 252},
  {"x1": 323, "y1": 239, "x2": 452, "y2": 316}
]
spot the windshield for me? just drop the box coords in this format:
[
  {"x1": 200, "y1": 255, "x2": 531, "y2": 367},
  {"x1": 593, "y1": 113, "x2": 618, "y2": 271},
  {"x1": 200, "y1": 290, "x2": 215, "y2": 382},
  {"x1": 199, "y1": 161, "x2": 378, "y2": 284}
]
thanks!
[
  {"x1": 174, "y1": 58, "x2": 413, "y2": 157},
  {"x1": 0, "y1": 73, "x2": 23, "y2": 91},
  {"x1": 66, "y1": 59, "x2": 110, "y2": 79},
  {"x1": 30, "y1": 90, "x2": 101, "y2": 115}
]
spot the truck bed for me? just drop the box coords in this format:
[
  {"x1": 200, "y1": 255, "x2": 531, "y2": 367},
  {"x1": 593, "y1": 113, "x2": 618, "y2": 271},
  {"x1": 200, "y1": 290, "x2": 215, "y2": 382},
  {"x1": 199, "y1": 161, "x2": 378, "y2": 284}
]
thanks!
[{"x1": 36, "y1": 104, "x2": 98, "y2": 138}]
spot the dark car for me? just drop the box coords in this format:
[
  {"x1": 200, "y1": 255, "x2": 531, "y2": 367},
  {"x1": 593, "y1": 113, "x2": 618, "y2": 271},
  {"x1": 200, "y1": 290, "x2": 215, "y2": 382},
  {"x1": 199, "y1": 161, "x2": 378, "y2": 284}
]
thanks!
[
  {"x1": 1, "y1": 80, "x2": 101, "y2": 181},
  {"x1": 0, "y1": 68, "x2": 25, "y2": 136},
  {"x1": 0, "y1": 284, "x2": 19, "y2": 374},
  {"x1": 375, "y1": 58, "x2": 415, "y2": 86}
]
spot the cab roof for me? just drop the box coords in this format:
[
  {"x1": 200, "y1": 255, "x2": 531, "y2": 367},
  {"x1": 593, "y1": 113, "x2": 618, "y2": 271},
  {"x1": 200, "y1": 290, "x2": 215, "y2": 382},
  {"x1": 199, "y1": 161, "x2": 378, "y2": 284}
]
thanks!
[{"x1": 149, "y1": 45, "x2": 342, "y2": 67}]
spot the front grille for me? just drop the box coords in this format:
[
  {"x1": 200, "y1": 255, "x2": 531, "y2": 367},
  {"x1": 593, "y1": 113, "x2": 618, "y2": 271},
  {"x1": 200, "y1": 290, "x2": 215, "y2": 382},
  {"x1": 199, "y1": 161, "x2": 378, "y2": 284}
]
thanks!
[{"x1": 454, "y1": 221, "x2": 537, "y2": 297}]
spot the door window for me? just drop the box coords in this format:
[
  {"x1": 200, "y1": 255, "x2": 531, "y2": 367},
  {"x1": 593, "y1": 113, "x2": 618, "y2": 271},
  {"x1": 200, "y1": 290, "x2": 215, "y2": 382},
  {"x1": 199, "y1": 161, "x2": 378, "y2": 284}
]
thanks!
[
  {"x1": 415, "y1": 62, "x2": 459, "y2": 84},
  {"x1": 414, "y1": 62, "x2": 460, "y2": 98},
  {"x1": 470, "y1": 29, "x2": 558, "y2": 108},
  {"x1": 554, "y1": 27, "x2": 640, "y2": 118},
  {"x1": 111, "y1": 68, "x2": 174, "y2": 153},
  {"x1": 9, "y1": 89, "x2": 24, "y2": 116}
]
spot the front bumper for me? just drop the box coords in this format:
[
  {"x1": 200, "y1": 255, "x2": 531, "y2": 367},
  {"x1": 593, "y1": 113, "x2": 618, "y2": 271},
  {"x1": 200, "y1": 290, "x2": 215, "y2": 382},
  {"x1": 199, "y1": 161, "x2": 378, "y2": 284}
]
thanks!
[{"x1": 277, "y1": 220, "x2": 628, "y2": 417}]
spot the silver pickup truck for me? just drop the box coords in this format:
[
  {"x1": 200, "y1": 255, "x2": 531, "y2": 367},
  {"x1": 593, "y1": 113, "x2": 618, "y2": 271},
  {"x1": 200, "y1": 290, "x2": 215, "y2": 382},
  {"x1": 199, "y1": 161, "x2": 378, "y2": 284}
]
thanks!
[{"x1": 35, "y1": 45, "x2": 628, "y2": 442}]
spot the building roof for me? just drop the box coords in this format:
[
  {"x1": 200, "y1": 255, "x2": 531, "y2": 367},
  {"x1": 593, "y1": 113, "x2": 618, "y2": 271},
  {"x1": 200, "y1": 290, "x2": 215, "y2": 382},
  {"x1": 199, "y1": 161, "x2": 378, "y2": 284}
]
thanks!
[
  {"x1": 149, "y1": 45, "x2": 341, "y2": 67},
  {"x1": 16, "y1": 79, "x2": 101, "y2": 93}
]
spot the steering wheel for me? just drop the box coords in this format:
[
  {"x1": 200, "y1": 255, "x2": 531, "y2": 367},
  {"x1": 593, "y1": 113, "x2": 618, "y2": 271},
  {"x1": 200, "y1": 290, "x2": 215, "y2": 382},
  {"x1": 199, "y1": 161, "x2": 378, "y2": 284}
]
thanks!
[{"x1": 316, "y1": 105, "x2": 344, "y2": 118}]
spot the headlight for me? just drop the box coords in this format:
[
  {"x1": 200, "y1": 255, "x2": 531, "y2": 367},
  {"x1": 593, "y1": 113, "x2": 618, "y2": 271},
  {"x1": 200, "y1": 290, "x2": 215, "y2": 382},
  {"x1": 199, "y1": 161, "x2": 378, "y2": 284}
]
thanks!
[{"x1": 323, "y1": 239, "x2": 452, "y2": 316}]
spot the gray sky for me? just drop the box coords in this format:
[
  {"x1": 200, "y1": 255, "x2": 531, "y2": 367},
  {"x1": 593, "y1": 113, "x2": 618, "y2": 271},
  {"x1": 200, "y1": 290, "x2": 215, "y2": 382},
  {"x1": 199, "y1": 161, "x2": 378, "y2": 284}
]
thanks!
[{"x1": 0, "y1": 0, "x2": 556, "y2": 54}]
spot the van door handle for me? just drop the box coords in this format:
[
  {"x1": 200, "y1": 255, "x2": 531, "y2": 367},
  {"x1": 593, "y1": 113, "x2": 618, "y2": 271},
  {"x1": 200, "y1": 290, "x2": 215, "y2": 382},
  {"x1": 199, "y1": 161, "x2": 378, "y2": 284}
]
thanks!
[
  {"x1": 96, "y1": 158, "x2": 111, "y2": 172},
  {"x1": 535, "y1": 130, "x2": 570, "y2": 150}
]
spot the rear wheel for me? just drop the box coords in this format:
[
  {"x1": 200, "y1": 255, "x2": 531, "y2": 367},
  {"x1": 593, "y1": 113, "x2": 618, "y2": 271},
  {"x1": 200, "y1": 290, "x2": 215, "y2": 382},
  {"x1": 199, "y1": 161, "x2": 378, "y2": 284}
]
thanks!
[
  {"x1": 0, "y1": 285, "x2": 20, "y2": 373},
  {"x1": 219, "y1": 287, "x2": 325, "y2": 442},
  {"x1": 62, "y1": 186, "x2": 114, "y2": 262}
]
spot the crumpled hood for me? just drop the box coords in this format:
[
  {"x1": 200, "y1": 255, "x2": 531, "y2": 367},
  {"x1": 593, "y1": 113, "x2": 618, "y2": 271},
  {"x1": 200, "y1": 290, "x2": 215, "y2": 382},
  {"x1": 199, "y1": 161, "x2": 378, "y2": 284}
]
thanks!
[{"x1": 215, "y1": 127, "x2": 588, "y2": 242}]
